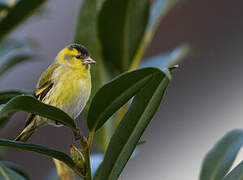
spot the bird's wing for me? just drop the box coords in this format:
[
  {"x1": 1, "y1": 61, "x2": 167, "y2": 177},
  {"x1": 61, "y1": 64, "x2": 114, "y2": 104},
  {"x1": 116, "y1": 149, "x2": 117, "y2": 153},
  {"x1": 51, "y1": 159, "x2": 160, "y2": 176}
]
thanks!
[
  {"x1": 35, "y1": 63, "x2": 59, "y2": 100},
  {"x1": 35, "y1": 80, "x2": 54, "y2": 101},
  {"x1": 25, "y1": 64, "x2": 58, "y2": 127},
  {"x1": 36, "y1": 63, "x2": 59, "y2": 90}
]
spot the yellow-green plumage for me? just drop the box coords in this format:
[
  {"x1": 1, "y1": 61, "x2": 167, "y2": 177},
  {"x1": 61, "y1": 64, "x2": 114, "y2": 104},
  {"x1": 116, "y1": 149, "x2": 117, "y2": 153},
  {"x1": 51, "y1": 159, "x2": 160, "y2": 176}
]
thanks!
[{"x1": 15, "y1": 44, "x2": 95, "y2": 141}]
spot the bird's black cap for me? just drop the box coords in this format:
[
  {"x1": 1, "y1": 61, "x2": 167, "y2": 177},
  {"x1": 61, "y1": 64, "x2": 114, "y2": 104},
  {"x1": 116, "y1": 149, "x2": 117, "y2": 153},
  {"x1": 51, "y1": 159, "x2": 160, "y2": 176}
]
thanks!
[{"x1": 68, "y1": 44, "x2": 89, "y2": 57}]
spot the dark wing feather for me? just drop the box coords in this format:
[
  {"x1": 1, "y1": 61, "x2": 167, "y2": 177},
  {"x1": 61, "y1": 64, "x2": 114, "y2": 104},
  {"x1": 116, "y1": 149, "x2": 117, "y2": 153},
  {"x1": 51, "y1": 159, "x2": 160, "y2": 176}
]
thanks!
[
  {"x1": 35, "y1": 81, "x2": 54, "y2": 101},
  {"x1": 25, "y1": 81, "x2": 54, "y2": 127}
]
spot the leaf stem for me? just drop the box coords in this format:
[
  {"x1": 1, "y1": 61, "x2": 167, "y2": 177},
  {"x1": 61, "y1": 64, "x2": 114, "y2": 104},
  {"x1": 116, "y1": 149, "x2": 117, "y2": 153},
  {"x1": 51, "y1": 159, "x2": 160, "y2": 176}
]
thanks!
[
  {"x1": 88, "y1": 129, "x2": 95, "y2": 149},
  {"x1": 79, "y1": 130, "x2": 95, "y2": 180},
  {"x1": 72, "y1": 166, "x2": 86, "y2": 179}
]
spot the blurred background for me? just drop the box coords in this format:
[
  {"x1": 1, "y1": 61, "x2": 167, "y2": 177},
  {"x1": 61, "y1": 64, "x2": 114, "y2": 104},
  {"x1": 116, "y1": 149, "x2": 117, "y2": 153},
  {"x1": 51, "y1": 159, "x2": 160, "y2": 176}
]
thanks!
[{"x1": 1, "y1": 0, "x2": 243, "y2": 179}]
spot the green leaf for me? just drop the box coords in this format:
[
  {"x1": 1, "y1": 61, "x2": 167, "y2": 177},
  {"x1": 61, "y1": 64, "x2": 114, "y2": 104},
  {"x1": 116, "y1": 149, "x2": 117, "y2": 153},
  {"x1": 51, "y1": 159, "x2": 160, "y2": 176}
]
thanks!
[
  {"x1": 0, "y1": 0, "x2": 48, "y2": 40},
  {"x1": 97, "y1": 0, "x2": 106, "y2": 9},
  {"x1": 0, "y1": 91, "x2": 32, "y2": 127},
  {"x1": 200, "y1": 130, "x2": 243, "y2": 180},
  {"x1": 98, "y1": 0, "x2": 150, "y2": 72},
  {"x1": 0, "y1": 54, "x2": 35, "y2": 76},
  {"x1": 74, "y1": 0, "x2": 104, "y2": 118},
  {"x1": 0, "y1": 39, "x2": 32, "y2": 58},
  {"x1": 93, "y1": 114, "x2": 116, "y2": 152},
  {"x1": 223, "y1": 161, "x2": 243, "y2": 180},
  {"x1": 0, "y1": 95, "x2": 77, "y2": 132},
  {"x1": 0, "y1": 162, "x2": 26, "y2": 180},
  {"x1": 1, "y1": 161, "x2": 29, "y2": 180},
  {"x1": 140, "y1": 44, "x2": 193, "y2": 69},
  {"x1": 0, "y1": 146, "x2": 6, "y2": 158},
  {"x1": 129, "y1": 0, "x2": 180, "y2": 70},
  {"x1": 0, "y1": 104, "x2": 9, "y2": 127},
  {"x1": 100, "y1": 69, "x2": 170, "y2": 180},
  {"x1": 74, "y1": 0, "x2": 103, "y2": 70},
  {"x1": 0, "y1": 90, "x2": 32, "y2": 105},
  {"x1": 87, "y1": 67, "x2": 167, "y2": 131},
  {"x1": 0, "y1": 139, "x2": 75, "y2": 169},
  {"x1": 0, "y1": 3, "x2": 9, "y2": 11}
]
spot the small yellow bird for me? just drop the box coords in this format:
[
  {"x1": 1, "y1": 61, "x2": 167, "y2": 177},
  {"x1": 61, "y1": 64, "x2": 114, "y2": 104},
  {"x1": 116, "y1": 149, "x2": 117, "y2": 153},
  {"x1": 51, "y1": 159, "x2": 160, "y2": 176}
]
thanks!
[{"x1": 15, "y1": 44, "x2": 96, "y2": 142}]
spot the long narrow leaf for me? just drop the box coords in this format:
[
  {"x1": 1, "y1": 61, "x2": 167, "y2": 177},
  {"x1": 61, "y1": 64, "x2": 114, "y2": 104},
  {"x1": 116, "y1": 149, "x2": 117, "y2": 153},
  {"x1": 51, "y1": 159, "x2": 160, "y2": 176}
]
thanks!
[
  {"x1": 0, "y1": 104, "x2": 8, "y2": 127},
  {"x1": 0, "y1": 95, "x2": 77, "y2": 132},
  {"x1": 0, "y1": 162, "x2": 26, "y2": 180},
  {"x1": 100, "y1": 70, "x2": 170, "y2": 180},
  {"x1": 223, "y1": 161, "x2": 243, "y2": 180},
  {"x1": 130, "y1": 0, "x2": 180, "y2": 70},
  {"x1": 200, "y1": 130, "x2": 243, "y2": 180},
  {"x1": 74, "y1": 0, "x2": 104, "y2": 118},
  {"x1": 98, "y1": 0, "x2": 150, "y2": 72},
  {"x1": 0, "y1": 0, "x2": 48, "y2": 40},
  {"x1": 1, "y1": 161, "x2": 29, "y2": 180},
  {"x1": 0, "y1": 90, "x2": 32, "y2": 104},
  {"x1": 93, "y1": 114, "x2": 116, "y2": 152},
  {"x1": 0, "y1": 54, "x2": 35, "y2": 76},
  {"x1": 87, "y1": 68, "x2": 167, "y2": 131},
  {"x1": 0, "y1": 139, "x2": 75, "y2": 168},
  {"x1": 0, "y1": 39, "x2": 31, "y2": 58}
]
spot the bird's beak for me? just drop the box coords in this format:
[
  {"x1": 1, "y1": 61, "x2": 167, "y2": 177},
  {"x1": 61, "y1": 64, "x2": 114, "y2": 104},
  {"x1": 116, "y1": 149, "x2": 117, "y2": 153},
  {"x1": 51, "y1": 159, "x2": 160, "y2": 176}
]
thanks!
[{"x1": 83, "y1": 57, "x2": 96, "y2": 65}]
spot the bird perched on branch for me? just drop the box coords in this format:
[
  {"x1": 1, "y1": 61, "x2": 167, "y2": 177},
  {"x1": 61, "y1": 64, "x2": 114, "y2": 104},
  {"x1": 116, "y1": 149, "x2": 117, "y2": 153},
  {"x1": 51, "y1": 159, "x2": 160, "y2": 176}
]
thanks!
[{"x1": 15, "y1": 44, "x2": 96, "y2": 142}]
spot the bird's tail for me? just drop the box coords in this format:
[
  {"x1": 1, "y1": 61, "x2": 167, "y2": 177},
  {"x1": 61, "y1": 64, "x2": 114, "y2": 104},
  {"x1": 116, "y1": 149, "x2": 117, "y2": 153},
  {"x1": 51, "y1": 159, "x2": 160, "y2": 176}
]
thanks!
[
  {"x1": 15, "y1": 114, "x2": 37, "y2": 142},
  {"x1": 15, "y1": 127, "x2": 36, "y2": 142},
  {"x1": 15, "y1": 129, "x2": 35, "y2": 142}
]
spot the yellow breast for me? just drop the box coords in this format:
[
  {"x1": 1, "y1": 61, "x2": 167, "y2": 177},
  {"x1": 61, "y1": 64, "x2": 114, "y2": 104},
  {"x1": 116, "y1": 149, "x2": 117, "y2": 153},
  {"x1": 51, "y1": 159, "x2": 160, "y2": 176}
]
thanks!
[{"x1": 43, "y1": 65, "x2": 91, "y2": 119}]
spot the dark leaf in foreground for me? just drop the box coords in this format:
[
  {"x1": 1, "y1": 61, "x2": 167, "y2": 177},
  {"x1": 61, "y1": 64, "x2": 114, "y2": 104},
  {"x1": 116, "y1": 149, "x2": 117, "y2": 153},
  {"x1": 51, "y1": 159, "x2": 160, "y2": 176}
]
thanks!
[
  {"x1": 0, "y1": 139, "x2": 75, "y2": 168},
  {"x1": 0, "y1": 90, "x2": 32, "y2": 105},
  {"x1": 100, "y1": 69, "x2": 171, "y2": 179},
  {"x1": 0, "y1": 95, "x2": 77, "y2": 132},
  {"x1": 87, "y1": 68, "x2": 170, "y2": 132}
]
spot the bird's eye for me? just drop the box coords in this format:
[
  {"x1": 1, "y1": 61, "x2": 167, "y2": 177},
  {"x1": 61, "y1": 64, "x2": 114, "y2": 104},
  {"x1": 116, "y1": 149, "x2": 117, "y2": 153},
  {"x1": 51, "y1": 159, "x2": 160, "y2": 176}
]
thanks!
[{"x1": 75, "y1": 55, "x2": 82, "y2": 59}]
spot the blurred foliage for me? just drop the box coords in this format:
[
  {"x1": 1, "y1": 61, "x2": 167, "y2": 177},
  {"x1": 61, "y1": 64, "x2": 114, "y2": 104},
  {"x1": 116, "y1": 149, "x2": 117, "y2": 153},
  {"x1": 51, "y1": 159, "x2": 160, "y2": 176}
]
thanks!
[
  {"x1": 200, "y1": 130, "x2": 243, "y2": 180},
  {"x1": 98, "y1": 0, "x2": 150, "y2": 72},
  {"x1": 0, "y1": 0, "x2": 47, "y2": 40},
  {"x1": 0, "y1": 161, "x2": 29, "y2": 180},
  {"x1": 0, "y1": 162, "x2": 27, "y2": 180},
  {"x1": 0, "y1": 0, "x2": 240, "y2": 180}
]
